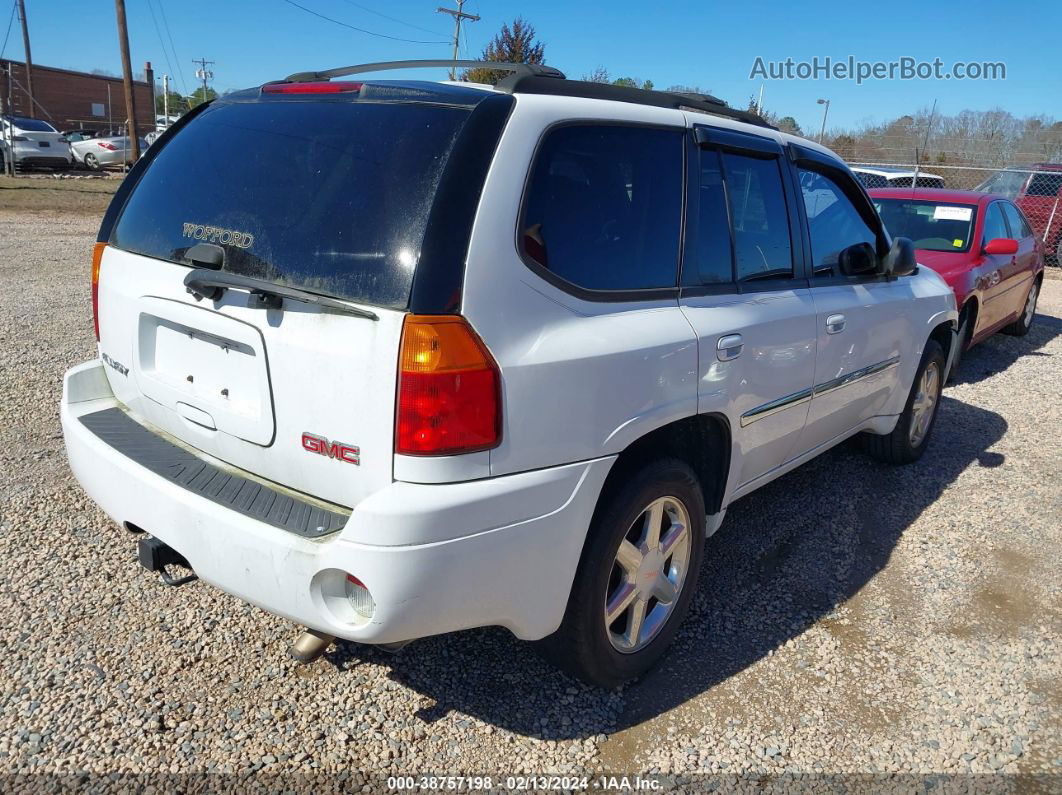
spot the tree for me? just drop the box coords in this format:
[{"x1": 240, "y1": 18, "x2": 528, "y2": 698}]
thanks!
[
  {"x1": 611, "y1": 77, "x2": 655, "y2": 91},
  {"x1": 155, "y1": 89, "x2": 187, "y2": 117},
  {"x1": 462, "y1": 18, "x2": 545, "y2": 85},
  {"x1": 186, "y1": 86, "x2": 218, "y2": 109},
  {"x1": 776, "y1": 116, "x2": 802, "y2": 135},
  {"x1": 583, "y1": 66, "x2": 610, "y2": 83}
]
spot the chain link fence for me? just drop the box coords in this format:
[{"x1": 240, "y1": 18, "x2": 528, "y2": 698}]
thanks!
[{"x1": 849, "y1": 162, "x2": 1062, "y2": 264}]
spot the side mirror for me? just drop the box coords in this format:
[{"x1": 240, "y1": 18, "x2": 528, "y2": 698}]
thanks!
[
  {"x1": 880, "y1": 236, "x2": 917, "y2": 277},
  {"x1": 837, "y1": 242, "x2": 877, "y2": 276},
  {"x1": 983, "y1": 237, "x2": 1018, "y2": 255}
]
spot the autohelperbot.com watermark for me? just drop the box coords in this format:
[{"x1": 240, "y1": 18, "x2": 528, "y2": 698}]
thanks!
[{"x1": 750, "y1": 55, "x2": 1006, "y2": 84}]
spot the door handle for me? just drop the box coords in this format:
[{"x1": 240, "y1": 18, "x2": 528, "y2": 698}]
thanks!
[
  {"x1": 825, "y1": 314, "x2": 846, "y2": 334},
  {"x1": 716, "y1": 334, "x2": 743, "y2": 361}
]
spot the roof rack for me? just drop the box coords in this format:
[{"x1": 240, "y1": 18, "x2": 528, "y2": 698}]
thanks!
[
  {"x1": 280, "y1": 60, "x2": 772, "y2": 129},
  {"x1": 285, "y1": 60, "x2": 566, "y2": 83}
]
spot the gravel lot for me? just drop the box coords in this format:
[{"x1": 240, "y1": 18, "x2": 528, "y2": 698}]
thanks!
[{"x1": 0, "y1": 207, "x2": 1059, "y2": 790}]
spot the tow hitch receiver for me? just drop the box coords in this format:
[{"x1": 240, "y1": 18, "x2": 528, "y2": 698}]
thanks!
[{"x1": 138, "y1": 536, "x2": 198, "y2": 587}]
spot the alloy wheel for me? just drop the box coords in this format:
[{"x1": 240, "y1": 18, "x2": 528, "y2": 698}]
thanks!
[
  {"x1": 1023, "y1": 283, "x2": 1039, "y2": 328},
  {"x1": 909, "y1": 361, "x2": 940, "y2": 447},
  {"x1": 604, "y1": 496, "x2": 692, "y2": 653}
]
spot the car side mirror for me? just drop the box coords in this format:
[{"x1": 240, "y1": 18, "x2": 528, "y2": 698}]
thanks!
[
  {"x1": 983, "y1": 237, "x2": 1018, "y2": 255},
  {"x1": 837, "y1": 242, "x2": 877, "y2": 276},
  {"x1": 880, "y1": 236, "x2": 917, "y2": 277}
]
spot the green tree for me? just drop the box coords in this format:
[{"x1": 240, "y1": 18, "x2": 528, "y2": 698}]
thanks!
[
  {"x1": 776, "y1": 116, "x2": 802, "y2": 135},
  {"x1": 155, "y1": 89, "x2": 188, "y2": 117},
  {"x1": 186, "y1": 86, "x2": 218, "y2": 109},
  {"x1": 462, "y1": 18, "x2": 545, "y2": 85}
]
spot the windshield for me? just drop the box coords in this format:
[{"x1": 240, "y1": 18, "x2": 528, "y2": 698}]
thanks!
[
  {"x1": 873, "y1": 198, "x2": 977, "y2": 253},
  {"x1": 975, "y1": 169, "x2": 1028, "y2": 199},
  {"x1": 7, "y1": 116, "x2": 58, "y2": 132},
  {"x1": 111, "y1": 98, "x2": 473, "y2": 309}
]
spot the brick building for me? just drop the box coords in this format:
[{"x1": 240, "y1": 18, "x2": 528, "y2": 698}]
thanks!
[{"x1": 1, "y1": 59, "x2": 155, "y2": 134}]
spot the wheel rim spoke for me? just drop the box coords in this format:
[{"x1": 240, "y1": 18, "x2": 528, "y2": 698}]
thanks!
[
  {"x1": 659, "y1": 522, "x2": 687, "y2": 558},
  {"x1": 615, "y1": 540, "x2": 643, "y2": 574},
  {"x1": 652, "y1": 575, "x2": 678, "y2": 604},
  {"x1": 605, "y1": 582, "x2": 637, "y2": 624},
  {"x1": 626, "y1": 596, "x2": 648, "y2": 647},
  {"x1": 643, "y1": 501, "x2": 665, "y2": 549}
]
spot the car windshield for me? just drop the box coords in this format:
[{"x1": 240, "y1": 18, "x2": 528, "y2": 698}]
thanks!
[
  {"x1": 111, "y1": 97, "x2": 474, "y2": 309},
  {"x1": 7, "y1": 116, "x2": 57, "y2": 132},
  {"x1": 873, "y1": 198, "x2": 977, "y2": 253},
  {"x1": 975, "y1": 169, "x2": 1027, "y2": 199}
]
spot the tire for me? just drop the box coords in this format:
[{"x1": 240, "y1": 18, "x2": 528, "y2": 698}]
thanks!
[
  {"x1": 948, "y1": 304, "x2": 974, "y2": 380},
  {"x1": 536, "y1": 458, "x2": 706, "y2": 688},
  {"x1": 862, "y1": 338, "x2": 945, "y2": 465},
  {"x1": 1001, "y1": 279, "x2": 1040, "y2": 337},
  {"x1": 83, "y1": 152, "x2": 101, "y2": 171}
]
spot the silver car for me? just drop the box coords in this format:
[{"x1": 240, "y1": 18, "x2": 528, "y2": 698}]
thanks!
[
  {"x1": 71, "y1": 135, "x2": 147, "y2": 171},
  {"x1": 0, "y1": 115, "x2": 74, "y2": 171}
]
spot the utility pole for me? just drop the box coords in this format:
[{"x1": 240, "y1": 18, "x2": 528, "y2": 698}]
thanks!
[
  {"x1": 162, "y1": 74, "x2": 169, "y2": 125},
  {"x1": 16, "y1": 0, "x2": 34, "y2": 117},
  {"x1": 114, "y1": 0, "x2": 141, "y2": 161},
  {"x1": 436, "y1": 0, "x2": 479, "y2": 80},
  {"x1": 192, "y1": 57, "x2": 214, "y2": 105}
]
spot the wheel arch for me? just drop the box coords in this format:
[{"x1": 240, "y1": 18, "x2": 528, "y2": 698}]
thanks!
[{"x1": 596, "y1": 412, "x2": 731, "y2": 520}]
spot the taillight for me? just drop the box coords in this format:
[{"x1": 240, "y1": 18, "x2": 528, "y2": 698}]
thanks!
[
  {"x1": 396, "y1": 315, "x2": 501, "y2": 456},
  {"x1": 98, "y1": 141, "x2": 118, "y2": 151},
  {"x1": 261, "y1": 81, "x2": 363, "y2": 94},
  {"x1": 91, "y1": 243, "x2": 106, "y2": 341}
]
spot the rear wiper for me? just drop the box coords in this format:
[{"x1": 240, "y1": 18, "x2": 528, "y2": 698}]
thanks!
[{"x1": 183, "y1": 269, "x2": 378, "y2": 321}]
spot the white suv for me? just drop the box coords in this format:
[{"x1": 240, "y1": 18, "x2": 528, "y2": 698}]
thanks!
[{"x1": 61, "y1": 61, "x2": 957, "y2": 687}]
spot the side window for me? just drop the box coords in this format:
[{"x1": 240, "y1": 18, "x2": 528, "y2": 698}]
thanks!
[
  {"x1": 797, "y1": 168, "x2": 878, "y2": 276},
  {"x1": 520, "y1": 125, "x2": 683, "y2": 292},
  {"x1": 982, "y1": 203, "x2": 1009, "y2": 245},
  {"x1": 720, "y1": 152, "x2": 793, "y2": 281},
  {"x1": 1002, "y1": 202, "x2": 1033, "y2": 239},
  {"x1": 684, "y1": 149, "x2": 733, "y2": 285}
]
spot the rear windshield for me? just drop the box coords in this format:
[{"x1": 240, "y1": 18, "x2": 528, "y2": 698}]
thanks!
[
  {"x1": 111, "y1": 98, "x2": 472, "y2": 309},
  {"x1": 8, "y1": 116, "x2": 57, "y2": 132}
]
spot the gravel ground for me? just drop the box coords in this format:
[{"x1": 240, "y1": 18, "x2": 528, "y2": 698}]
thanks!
[{"x1": 0, "y1": 209, "x2": 1059, "y2": 791}]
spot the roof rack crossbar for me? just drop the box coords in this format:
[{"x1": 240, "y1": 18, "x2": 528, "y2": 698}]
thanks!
[{"x1": 284, "y1": 60, "x2": 565, "y2": 83}]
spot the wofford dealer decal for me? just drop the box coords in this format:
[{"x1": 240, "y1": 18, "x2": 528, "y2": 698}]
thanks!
[
  {"x1": 182, "y1": 222, "x2": 255, "y2": 249},
  {"x1": 301, "y1": 432, "x2": 360, "y2": 466}
]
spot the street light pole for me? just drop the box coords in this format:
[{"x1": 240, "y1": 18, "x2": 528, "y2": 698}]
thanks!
[{"x1": 816, "y1": 98, "x2": 830, "y2": 144}]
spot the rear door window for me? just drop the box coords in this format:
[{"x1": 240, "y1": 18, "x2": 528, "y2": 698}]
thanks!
[
  {"x1": 520, "y1": 124, "x2": 683, "y2": 292},
  {"x1": 1002, "y1": 202, "x2": 1033, "y2": 239},
  {"x1": 111, "y1": 99, "x2": 474, "y2": 309}
]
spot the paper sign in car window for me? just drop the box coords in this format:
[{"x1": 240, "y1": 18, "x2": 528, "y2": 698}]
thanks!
[
  {"x1": 953, "y1": 239, "x2": 964, "y2": 248},
  {"x1": 933, "y1": 205, "x2": 974, "y2": 222}
]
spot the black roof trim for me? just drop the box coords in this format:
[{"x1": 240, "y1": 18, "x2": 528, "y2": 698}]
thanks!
[
  {"x1": 496, "y1": 76, "x2": 775, "y2": 129},
  {"x1": 285, "y1": 59, "x2": 565, "y2": 83}
]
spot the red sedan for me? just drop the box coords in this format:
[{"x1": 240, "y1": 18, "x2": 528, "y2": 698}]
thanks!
[{"x1": 870, "y1": 188, "x2": 1045, "y2": 370}]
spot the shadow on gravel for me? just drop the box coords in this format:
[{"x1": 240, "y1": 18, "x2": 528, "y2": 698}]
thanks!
[
  {"x1": 329, "y1": 396, "x2": 1008, "y2": 740},
  {"x1": 950, "y1": 310, "x2": 1061, "y2": 386}
]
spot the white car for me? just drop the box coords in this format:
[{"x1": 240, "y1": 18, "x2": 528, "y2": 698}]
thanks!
[
  {"x1": 70, "y1": 135, "x2": 146, "y2": 170},
  {"x1": 61, "y1": 61, "x2": 957, "y2": 686},
  {"x1": 851, "y1": 165, "x2": 945, "y2": 190},
  {"x1": 0, "y1": 115, "x2": 73, "y2": 171}
]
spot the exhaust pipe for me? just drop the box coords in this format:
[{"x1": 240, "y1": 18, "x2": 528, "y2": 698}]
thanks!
[{"x1": 290, "y1": 628, "x2": 334, "y2": 664}]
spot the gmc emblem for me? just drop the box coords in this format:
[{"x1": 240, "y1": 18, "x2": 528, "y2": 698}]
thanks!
[{"x1": 302, "y1": 432, "x2": 360, "y2": 466}]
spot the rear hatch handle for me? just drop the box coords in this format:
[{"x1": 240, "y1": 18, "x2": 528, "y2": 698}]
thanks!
[{"x1": 183, "y1": 269, "x2": 378, "y2": 320}]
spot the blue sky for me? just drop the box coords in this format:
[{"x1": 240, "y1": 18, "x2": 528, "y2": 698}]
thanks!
[{"x1": 5, "y1": 0, "x2": 1059, "y2": 132}]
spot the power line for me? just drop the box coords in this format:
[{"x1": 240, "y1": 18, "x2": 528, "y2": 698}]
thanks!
[
  {"x1": 155, "y1": 0, "x2": 188, "y2": 95},
  {"x1": 281, "y1": 0, "x2": 449, "y2": 44},
  {"x1": 336, "y1": 0, "x2": 447, "y2": 37},
  {"x1": 145, "y1": 0, "x2": 178, "y2": 93},
  {"x1": 0, "y1": 1, "x2": 15, "y2": 60}
]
